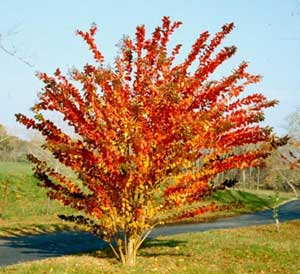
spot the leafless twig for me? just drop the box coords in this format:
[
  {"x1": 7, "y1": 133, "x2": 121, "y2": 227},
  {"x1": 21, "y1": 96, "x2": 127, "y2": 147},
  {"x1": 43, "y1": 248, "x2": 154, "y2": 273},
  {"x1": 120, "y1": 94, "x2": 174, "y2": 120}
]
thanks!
[{"x1": 0, "y1": 33, "x2": 34, "y2": 68}]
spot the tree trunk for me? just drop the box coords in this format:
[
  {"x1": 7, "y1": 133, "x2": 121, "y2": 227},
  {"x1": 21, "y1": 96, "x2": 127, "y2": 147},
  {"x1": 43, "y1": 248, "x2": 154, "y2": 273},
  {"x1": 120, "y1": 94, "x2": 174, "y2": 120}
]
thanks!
[
  {"x1": 256, "y1": 167, "x2": 260, "y2": 190},
  {"x1": 1, "y1": 180, "x2": 9, "y2": 217},
  {"x1": 242, "y1": 170, "x2": 246, "y2": 189},
  {"x1": 249, "y1": 167, "x2": 252, "y2": 189},
  {"x1": 115, "y1": 229, "x2": 153, "y2": 266},
  {"x1": 285, "y1": 180, "x2": 299, "y2": 198},
  {"x1": 125, "y1": 237, "x2": 137, "y2": 266},
  {"x1": 275, "y1": 218, "x2": 280, "y2": 232},
  {"x1": 46, "y1": 196, "x2": 51, "y2": 215}
]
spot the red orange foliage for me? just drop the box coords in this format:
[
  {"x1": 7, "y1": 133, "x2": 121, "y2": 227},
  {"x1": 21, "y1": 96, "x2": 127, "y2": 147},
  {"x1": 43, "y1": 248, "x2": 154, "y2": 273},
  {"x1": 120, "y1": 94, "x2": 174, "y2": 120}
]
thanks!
[{"x1": 16, "y1": 17, "x2": 284, "y2": 265}]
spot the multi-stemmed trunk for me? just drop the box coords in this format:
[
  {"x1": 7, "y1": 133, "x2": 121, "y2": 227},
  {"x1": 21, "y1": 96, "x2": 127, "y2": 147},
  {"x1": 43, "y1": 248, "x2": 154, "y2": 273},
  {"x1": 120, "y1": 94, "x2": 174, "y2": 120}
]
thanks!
[
  {"x1": 124, "y1": 237, "x2": 138, "y2": 266},
  {"x1": 109, "y1": 230, "x2": 152, "y2": 266}
]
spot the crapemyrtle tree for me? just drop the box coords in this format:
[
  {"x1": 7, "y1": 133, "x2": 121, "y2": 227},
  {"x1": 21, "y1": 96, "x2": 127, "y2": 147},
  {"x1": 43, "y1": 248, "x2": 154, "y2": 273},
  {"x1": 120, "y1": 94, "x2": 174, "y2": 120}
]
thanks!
[{"x1": 16, "y1": 17, "x2": 284, "y2": 265}]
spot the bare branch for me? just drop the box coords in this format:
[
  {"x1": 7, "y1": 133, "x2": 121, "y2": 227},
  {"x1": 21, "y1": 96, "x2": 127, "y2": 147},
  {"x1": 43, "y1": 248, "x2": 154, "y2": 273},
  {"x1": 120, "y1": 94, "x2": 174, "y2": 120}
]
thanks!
[{"x1": 0, "y1": 33, "x2": 34, "y2": 68}]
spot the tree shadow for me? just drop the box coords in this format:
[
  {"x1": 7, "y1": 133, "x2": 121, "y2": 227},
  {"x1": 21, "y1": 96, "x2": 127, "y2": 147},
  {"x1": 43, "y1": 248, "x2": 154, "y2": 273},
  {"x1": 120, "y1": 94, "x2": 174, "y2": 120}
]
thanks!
[
  {"x1": 214, "y1": 189, "x2": 272, "y2": 210},
  {"x1": 235, "y1": 190, "x2": 271, "y2": 209},
  {"x1": 0, "y1": 231, "x2": 107, "y2": 267},
  {"x1": 141, "y1": 238, "x2": 187, "y2": 249},
  {"x1": 86, "y1": 238, "x2": 188, "y2": 260},
  {"x1": 138, "y1": 238, "x2": 188, "y2": 257}
]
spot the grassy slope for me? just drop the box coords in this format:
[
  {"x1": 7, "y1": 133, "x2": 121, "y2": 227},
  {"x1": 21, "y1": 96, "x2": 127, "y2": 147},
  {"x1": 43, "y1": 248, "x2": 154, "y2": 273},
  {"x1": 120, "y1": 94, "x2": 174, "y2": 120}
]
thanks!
[
  {"x1": 2, "y1": 221, "x2": 300, "y2": 274},
  {"x1": 0, "y1": 161, "x2": 296, "y2": 237},
  {"x1": 0, "y1": 162, "x2": 75, "y2": 236},
  {"x1": 0, "y1": 162, "x2": 69, "y2": 218}
]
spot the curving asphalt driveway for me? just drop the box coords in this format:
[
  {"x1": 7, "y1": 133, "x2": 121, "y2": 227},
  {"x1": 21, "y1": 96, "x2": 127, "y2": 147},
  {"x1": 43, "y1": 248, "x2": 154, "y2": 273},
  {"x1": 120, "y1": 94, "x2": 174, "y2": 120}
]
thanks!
[{"x1": 0, "y1": 200, "x2": 300, "y2": 267}]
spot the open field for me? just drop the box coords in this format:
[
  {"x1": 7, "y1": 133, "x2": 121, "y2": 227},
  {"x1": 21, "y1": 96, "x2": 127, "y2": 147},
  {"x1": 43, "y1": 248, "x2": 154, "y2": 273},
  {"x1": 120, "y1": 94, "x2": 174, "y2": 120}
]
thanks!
[
  {"x1": 0, "y1": 161, "x2": 296, "y2": 237},
  {"x1": 2, "y1": 220, "x2": 300, "y2": 274},
  {"x1": 0, "y1": 162, "x2": 75, "y2": 236},
  {"x1": 0, "y1": 162, "x2": 73, "y2": 219}
]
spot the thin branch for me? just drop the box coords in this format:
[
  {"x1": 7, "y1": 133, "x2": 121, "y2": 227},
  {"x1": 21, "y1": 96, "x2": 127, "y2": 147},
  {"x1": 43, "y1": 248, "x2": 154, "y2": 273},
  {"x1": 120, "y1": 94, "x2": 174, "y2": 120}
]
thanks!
[
  {"x1": 124, "y1": 229, "x2": 128, "y2": 259},
  {"x1": 276, "y1": 169, "x2": 299, "y2": 198},
  {"x1": 0, "y1": 33, "x2": 34, "y2": 68},
  {"x1": 118, "y1": 244, "x2": 125, "y2": 264},
  {"x1": 109, "y1": 243, "x2": 120, "y2": 260},
  {"x1": 135, "y1": 223, "x2": 158, "y2": 252},
  {"x1": 0, "y1": 136, "x2": 11, "y2": 143}
]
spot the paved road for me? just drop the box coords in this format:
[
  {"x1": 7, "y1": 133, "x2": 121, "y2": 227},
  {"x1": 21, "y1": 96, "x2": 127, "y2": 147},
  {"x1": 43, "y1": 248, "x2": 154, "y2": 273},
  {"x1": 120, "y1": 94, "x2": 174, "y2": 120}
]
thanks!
[{"x1": 1, "y1": 200, "x2": 300, "y2": 267}]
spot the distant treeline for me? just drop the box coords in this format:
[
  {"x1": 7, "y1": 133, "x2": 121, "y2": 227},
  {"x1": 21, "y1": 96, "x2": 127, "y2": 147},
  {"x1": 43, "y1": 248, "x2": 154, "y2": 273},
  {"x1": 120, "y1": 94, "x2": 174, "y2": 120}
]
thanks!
[
  {"x1": 0, "y1": 124, "x2": 30, "y2": 162},
  {"x1": 0, "y1": 124, "x2": 51, "y2": 163}
]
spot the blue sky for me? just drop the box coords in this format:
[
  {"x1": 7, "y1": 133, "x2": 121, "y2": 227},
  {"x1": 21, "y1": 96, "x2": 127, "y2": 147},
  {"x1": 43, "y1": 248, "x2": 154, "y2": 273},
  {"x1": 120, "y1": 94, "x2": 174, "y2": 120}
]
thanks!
[{"x1": 1, "y1": 0, "x2": 300, "y2": 138}]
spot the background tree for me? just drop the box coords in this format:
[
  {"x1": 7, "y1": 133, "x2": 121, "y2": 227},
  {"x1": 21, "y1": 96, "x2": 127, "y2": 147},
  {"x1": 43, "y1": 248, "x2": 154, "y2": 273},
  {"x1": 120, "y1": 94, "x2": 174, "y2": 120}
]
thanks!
[
  {"x1": 0, "y1": 30, "x2": 34, "y2": 67},
  {"x1": 263, "y1": 110, "x2": 300, "y2": 197},
  {"x1": 285, "y1": 110, "x2": 300, "y2": 142},
  {"x1": 0, "y1": 124, "x2": 28, "y2": 162},
  {"x1": 264, "y1": 148, "x2": 299, "y2": 197},
  {"x1": 16, "y1": 17, "x2": 284, "y2": 265}
]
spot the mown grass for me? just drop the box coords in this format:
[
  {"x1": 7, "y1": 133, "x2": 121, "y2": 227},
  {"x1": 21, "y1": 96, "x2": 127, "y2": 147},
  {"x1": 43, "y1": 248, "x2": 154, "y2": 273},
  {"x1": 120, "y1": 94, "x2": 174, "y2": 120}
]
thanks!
[
  {"x1": 0, "y1": 162, "x2": 72, "y2": 218},
  {"x1": 0, "y1": 162, "x2": 75, "y2": 236},
  {"x1": 212, "y1": 188, "x2": 294, "y2": 212},
  {"x1": 2, "y1": 221, "x2": 300, "y2": 274},
  {"x1": 161, "y1": 188, "x2": 295, "y2": 226},
  {"x1": 0, "y1": 161, "x2": 295, "y2": 237},
  {"x1": 0, "y1": 162, "x2": 34, "y2": 174}
]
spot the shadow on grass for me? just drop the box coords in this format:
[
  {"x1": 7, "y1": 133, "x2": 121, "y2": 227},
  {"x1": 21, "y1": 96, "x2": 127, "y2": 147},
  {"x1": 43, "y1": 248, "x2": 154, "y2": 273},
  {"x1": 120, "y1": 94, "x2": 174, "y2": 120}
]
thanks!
[
  {"x1": 213, "y1": 190, "x2": 272, "y2": 210},
  {"x1": 141, "y1": 238, "x2": 187, "y2": 249},
  {"x1": 139, "y1": 238, "x2": 188, "y2": 257},
  {"x1": 0, "y1": 223, "x2": 74, "y2": 237},
  {"x1": 235, "y1": 190, "x2": 271, "y2": 209},
  {"x1": 87, "y1": 238, "x2": 188, "y2": 260}
]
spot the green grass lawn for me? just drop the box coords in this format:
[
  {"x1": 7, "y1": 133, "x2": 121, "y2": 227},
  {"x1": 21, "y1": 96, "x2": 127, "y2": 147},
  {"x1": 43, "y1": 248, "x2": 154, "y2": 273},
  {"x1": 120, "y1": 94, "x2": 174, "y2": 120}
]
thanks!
[
  {"x1": 0, "y1": 162, "x2": 72, "y2": 218},
  {"x1": 160, "y1": 188, "x2": 295, "y2": 226},
  {"x1": 0, "y1": 161, "x2": 296, "y2": 237},
  {"x1": 0, "y1": 162, "x2": 34, "y2": 174},
  {"x1": 0, "y1": 162, "x2": 75, "y2": 236},
  {"x1": 2, "y1": 220, "x2": 300, "y2": 274}
]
